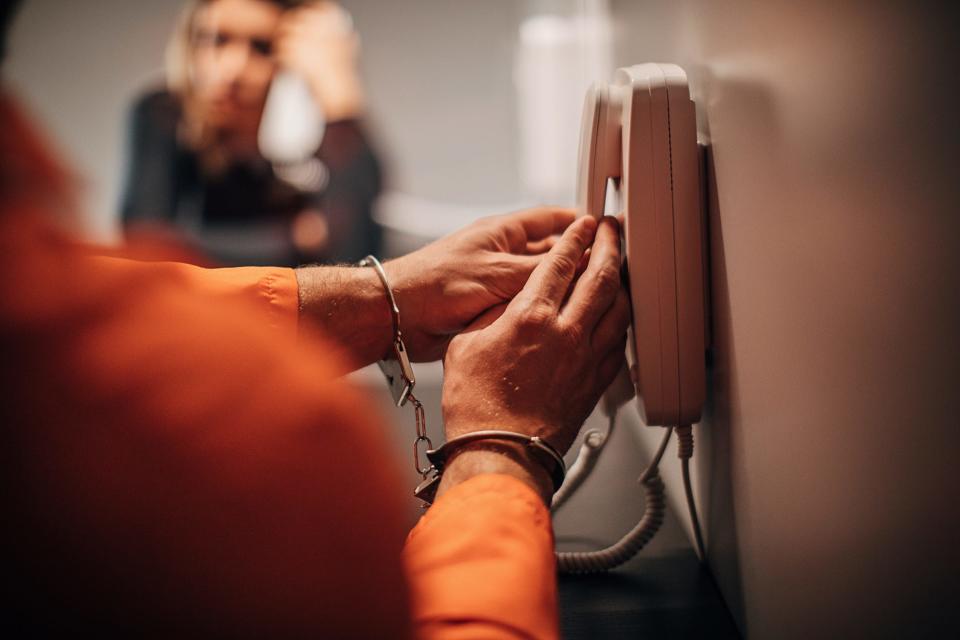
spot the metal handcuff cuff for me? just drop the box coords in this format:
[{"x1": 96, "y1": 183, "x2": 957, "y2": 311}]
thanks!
[{"x1": 357, "y1": 255, "x2": 567, "y2": 505}]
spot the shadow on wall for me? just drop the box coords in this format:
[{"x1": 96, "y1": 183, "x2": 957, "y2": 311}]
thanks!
[
  {"x1": 693, "y1": 69, "x2": 785, "y2": 636},
  {"x1": 699, "y1": 140, "x2": 746, "y2": 634}
]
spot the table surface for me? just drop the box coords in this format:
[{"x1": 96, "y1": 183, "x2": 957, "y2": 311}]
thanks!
[{"x1": 558, "y1": 549, "x2": 741, "y2": 639}]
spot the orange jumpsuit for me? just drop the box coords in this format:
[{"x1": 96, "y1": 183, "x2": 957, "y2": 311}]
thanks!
[{"x1": 1, "y1": 91, "x2": 558, "y2": 635}]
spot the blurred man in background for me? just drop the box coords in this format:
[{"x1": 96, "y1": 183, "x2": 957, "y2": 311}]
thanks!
[{"x1": 121, "y1": 0, "x2": 383, "y2": 266}]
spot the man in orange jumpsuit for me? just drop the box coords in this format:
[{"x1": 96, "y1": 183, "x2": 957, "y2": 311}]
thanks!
[{"x1": 1, "y1": 3, "x2": 630, "y2": 636}]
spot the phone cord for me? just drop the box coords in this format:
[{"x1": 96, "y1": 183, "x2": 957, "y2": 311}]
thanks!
[
  {"x1": 555, "y1": 426, "x2": 672, "y2": 574},
  {"x1": 551, "y1": 413, "x2": 616, "y2": 512}
]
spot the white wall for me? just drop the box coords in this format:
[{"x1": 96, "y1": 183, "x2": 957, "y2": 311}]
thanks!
[
  {"x1": 609, "y1": 0, "x2": 960, "y2": 636},
  {"x1": 347, "y1": 0, "x2": 525, "y2": 205}
]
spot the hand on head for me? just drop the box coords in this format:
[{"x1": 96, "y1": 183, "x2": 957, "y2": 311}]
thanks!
[{"x1": 274, "y1": 1, "x2": 364, "y2": 120}]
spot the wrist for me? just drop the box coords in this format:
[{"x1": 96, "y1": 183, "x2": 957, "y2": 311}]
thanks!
[
  {"x1": 294, "y1": 264, "x2": 393, "y2": 365},
  {"x1": 435, "y1": 441, "x2": 554, "y2": 505},
  {"x1": 309, "y1": 72, "x2": 366, "y2": 122}
]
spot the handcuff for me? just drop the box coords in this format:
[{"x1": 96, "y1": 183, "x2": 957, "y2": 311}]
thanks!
[
  {"x1": 357, "y1": 255, "x2": 429, "y2": 473},
  {"x1": 413, "y1": 430, "x2": 566, "y2": 505},
  {"x1": 358, "y1": 255, "x2": 566, "y2": 506}
]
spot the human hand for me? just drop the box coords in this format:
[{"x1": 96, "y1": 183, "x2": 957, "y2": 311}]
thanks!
[
  {"x1": 436, "y1": 216, "x2": 630, "y2": 500},
  {"x1": 274, "y1": 2, "x2": 364, "y2": 121},
  {"x1": 293, "y1": 207, "x2": 575, "y2": 370},
  {"x1": 383, "y1": 207, "x2": 577, "y2": 362}
]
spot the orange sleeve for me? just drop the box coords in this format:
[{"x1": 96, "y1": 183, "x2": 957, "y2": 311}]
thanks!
[
  {"x1": 2, "y1": 218, "x2": 413, "y2": 635},
  {"x1": 90, "y1": 257, "x2": 300, "y2": 336},
  {"x1": 403, "y1": 474, "x2": 560, "y2": 640}
]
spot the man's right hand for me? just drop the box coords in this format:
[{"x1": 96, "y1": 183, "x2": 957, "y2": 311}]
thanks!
[{"x1": 436, "y1": 216, "x2": 631, "y2": 502}]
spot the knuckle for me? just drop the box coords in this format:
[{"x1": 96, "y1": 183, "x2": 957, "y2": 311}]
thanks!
[
  {"x1": 502, "y1": 224, "x2": 526, "y2": 248},
  {"x1": 594, "y1": 262, "x2": 622, "y2": 296},
  {"x1": 563, "y1": 321, "x2": 587, "y2": 348},
  {"x1": 572, "y1": 220, "x2": 596, "y2": 245},
  {"x1": 517, "y1": 303, "x2": 553, "y2": 330},
  {"x1": 471, "y1": 215, "x2": 499, "y2": 231},
  {"x1": 548, "y1": 252, "x2": 578, "y2": 278}
]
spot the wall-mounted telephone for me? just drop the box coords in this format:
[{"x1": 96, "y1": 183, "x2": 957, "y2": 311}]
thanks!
[
  {"x1": 554, "y1": 63, "x2": 709, "y2": 573},
  {"x1": 577, "y1": 63, "x2": 706, "y2": 427}
]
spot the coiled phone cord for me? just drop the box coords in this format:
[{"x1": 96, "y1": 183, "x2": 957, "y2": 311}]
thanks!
[
  {"x1": 551, "y1": 414, "x2": 616, "y2": 512},
  {"x1": 555, "y1": 423, "x2": 673, "y2": 574}
]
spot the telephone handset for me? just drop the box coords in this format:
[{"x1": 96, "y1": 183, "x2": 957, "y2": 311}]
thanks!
[{"x1": 576, "y1": 63, "x2": 706, "y2": 427}]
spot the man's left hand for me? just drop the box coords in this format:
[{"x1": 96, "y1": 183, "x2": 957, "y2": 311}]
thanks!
[{"x1": 384, "y1": 207, "x2": 575, "y2": 362}]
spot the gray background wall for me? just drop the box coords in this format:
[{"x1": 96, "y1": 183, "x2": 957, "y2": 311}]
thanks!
[{"x1": 7, "y1": 0, "x2": 182, "y2": 237}]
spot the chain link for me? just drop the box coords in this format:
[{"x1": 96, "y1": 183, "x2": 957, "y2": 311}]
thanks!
[
  {"x1": 359, "y1": 256, "x2": 433, "y2": 485},
  {"x1": 409, "y1": 393, "x2": 433, "y2": 476}
]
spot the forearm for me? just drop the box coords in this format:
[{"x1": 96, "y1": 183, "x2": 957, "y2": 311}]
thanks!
[
  {"x1": 403, "y1": 473, "x2": 560, "y2": 640},
  {"x1": 89, "y1": 255, "x2": 396, "y2": 369},
  {"x1": 294, "y1": 264, "x2": 394, "y2": 367}
]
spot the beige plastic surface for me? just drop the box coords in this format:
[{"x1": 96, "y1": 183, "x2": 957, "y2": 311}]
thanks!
[
  {"x1": 575, "y1": 63, "x2": 706, "y2": 426},
  {"x1": 576, "y1": 82, "x2": 622, "y2": 218}
]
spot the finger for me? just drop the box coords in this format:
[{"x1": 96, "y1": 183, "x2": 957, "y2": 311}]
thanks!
[
  {"x1": 576, "y1": 248, "x2": 591, "y2": 276},
  {"x1": 591, "y1": 285, "x2": 631, "y2": 352},
  {"x1": 508, "y1": 207, "x2": 577, "y2": 242},
  {"x1": 279, "y1": 3, "x2": 348, "y2": 36},
  {"x1": 462, "y1": 302, "x2": 508, "y2": 334},
  {"x1": 524, "y1": 235, "x2": 559, "y2": 255},
  {"x1": 500, "y1": 243, "x2": 585, "y2": 294},
  {"x1": 509, "y1": 241, "x2": 593, "y2": 310},
  {"x1": 562, "y1": 249, "x2": 592, "y2": 307},
  {"x1": 562, "y1": 216, "x2": 622, "y2": 330},
  {"x1": 596, "y1": 339, "x2": 628, "y2": 390},
  {"x1": 514, "y1": 216, "x2": 597, "y2": 310}
]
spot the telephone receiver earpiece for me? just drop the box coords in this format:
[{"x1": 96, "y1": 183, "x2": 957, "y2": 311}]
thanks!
[
  {"x1": 576, "y1": 64, "x2": 707, "y2": 428},
  {"x1": 258, "y1": 70, "x2": 326, "y2": 167},
  {"x1": 576, "y1": 81, "x2": 624, "y2": 219}
]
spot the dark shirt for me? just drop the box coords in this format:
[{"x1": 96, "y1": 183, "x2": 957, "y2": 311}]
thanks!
[{"x1": 120, "y1": 89, "x2": 383, "y2": 266}]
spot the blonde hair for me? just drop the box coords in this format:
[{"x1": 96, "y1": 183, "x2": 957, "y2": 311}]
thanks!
[
  {"x1": 165, "y1": 1, "x2": 225, "y2": 172},
  {"x1": 165, "y1": 3, "x2": 200, "y2": 99}
]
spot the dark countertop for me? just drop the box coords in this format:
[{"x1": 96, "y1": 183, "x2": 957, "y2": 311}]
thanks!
[{"x1": 558, "y1": 550, "x2": 741, "y2": 639}]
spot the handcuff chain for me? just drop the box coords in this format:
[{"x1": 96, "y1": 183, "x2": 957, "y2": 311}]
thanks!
[
  {"x1": 410, "y1": 393, "x2": 433, "y2": 477},
  {"x1": 358, "y1": 255, "x2": 432, "y2": 481}
]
